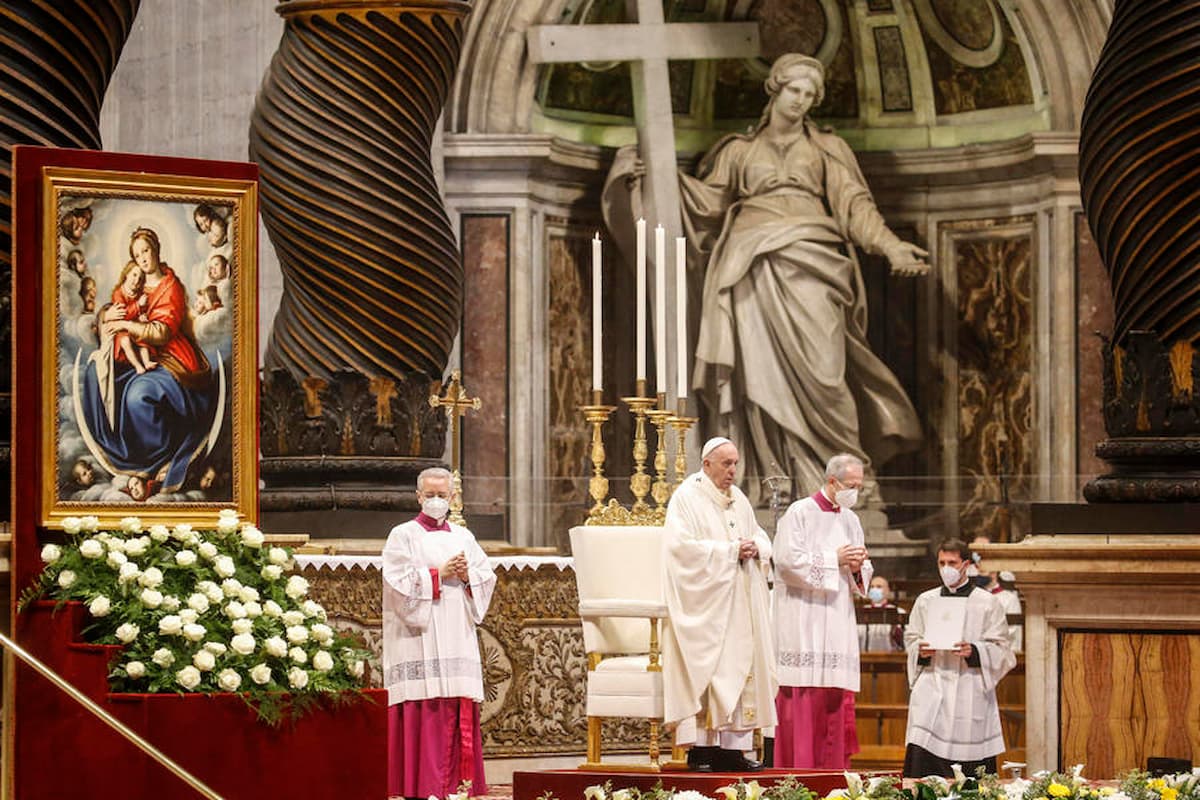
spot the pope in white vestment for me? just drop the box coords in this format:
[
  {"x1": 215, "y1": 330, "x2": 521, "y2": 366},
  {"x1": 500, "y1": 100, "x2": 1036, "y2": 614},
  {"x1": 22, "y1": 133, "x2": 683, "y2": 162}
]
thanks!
[
  {"x1": 382, "y1": 468, "x2": 496, "y2": 799},
  {"x1": 902, "y1": 540, "x2": 1016, "y2": 778},
  {"x1": 661, "y1": 438, "x2": 777, "y2": 772}
]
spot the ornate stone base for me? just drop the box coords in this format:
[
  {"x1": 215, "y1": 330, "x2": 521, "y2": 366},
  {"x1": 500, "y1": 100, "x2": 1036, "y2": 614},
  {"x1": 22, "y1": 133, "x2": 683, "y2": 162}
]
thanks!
[{"x1": 1084, "y1": 437, "x2": 1200, "y2": 502}]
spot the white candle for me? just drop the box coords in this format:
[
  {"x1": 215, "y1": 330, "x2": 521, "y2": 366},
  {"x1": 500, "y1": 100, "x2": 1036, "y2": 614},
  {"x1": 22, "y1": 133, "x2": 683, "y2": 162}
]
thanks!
[
  {"x1": 654, "y1": 224, "x2": 666, "y2": 394},
  {"x1": 592, "y1": 233, "x2": 603, "y2": 393},
  {"x1": 675, "y1": 236, "x2": 687, "y2": 400},
  {"x1": 636, "y1": 218, "x2": 646, "y2": 382}
]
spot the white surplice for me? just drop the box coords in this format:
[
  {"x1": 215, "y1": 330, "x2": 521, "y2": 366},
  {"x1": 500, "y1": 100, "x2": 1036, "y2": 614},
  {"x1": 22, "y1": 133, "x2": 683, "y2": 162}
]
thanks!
[
  {"x1": 903, "y1": 585, "x2": 1016, "y2": 762},
  {"x1": 773, "y1": 491, "x2": 873, "y2": 691},
  {"x1": 661, "y1": 471, "x2": 778, "y2": 742},
  {"x1": 381, "y1": 518, "x2": 496, "y2": 705}
]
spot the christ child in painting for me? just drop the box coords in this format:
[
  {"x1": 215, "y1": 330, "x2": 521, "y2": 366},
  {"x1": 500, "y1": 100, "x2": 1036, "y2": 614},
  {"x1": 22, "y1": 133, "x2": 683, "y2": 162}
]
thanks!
[{"x1": 111, "y1": 261, "x2": 157, "y2": 374}]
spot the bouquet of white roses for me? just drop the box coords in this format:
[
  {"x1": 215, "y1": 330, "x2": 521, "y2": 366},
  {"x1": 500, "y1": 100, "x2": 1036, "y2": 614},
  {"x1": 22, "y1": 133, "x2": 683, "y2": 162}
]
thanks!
[{"x1": 26, "y1": 511, "x2": 369, "y2": 722}]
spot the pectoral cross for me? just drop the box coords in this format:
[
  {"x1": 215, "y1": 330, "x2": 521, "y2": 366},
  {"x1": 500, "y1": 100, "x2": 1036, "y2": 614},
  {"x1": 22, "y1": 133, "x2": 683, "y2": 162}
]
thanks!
[{"x1": 429, "y1": 371, "x2": 481, "y2": 527}]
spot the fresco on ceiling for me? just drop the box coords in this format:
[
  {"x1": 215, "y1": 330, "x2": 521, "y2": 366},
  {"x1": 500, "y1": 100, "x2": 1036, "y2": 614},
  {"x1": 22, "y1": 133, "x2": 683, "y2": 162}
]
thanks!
[{"x1": 922, "y1": 0, "x2": 1034, "y2": 115}]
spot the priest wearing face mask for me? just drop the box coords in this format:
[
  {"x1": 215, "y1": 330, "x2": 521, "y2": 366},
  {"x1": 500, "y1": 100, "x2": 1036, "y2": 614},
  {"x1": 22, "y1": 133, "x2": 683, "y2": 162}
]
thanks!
[
  {"x1": 382, "y1": 467, "x2": 497, "y2": 800},
  {"x1": 662, "y1": 437, "x2": 776, "y2": 773},
  {"x1": 901, "y1": 538, "x2": 1016, "y2": 778},
  {"x1": 772, "y1": 453, "x2": 872, "y2": 769}
]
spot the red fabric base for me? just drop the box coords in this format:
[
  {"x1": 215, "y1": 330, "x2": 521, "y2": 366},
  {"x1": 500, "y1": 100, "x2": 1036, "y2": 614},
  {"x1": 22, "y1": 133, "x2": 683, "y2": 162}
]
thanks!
[
  {"x1": 774, "y1": 685, "x2": 860, "y2": 769},
  {"x1": 14, "y1": 603, "x2": 387, "y2": 800},
  {"x1": 388, "y1": 698, "x2": 488, "y2": 798}
]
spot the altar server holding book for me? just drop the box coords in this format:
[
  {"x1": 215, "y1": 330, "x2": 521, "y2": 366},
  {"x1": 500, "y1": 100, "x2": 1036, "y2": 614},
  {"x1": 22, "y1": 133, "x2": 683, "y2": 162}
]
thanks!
[{"x1": 902, "y1": 538, "x2": 1016, "y2": 778}]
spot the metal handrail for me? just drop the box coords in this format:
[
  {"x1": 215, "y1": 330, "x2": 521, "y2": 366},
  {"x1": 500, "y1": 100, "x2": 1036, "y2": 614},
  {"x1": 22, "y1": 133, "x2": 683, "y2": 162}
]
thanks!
[{"x1": 0, "y1": 629, "x2": 223, "y2": 799}]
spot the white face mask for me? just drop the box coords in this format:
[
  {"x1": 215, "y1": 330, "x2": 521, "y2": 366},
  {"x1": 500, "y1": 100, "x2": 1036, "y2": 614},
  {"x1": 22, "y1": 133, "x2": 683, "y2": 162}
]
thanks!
[
  {"x1": 940, "y1": 564, "x2": 965, "y2": 588},
  {"x1": 421, "y1": 496, "x2": 450, "y2": 520},
  {"x1": 867, "y1": 587, "x2": 885, "y2": 604},
  {"x1": 834, "y1": 487, "x2": 858, "y2": 508}
]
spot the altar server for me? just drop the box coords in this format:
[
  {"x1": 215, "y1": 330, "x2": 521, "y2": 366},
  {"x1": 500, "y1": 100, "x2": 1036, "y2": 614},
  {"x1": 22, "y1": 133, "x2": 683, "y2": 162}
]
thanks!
[
  {"x1": 383, "y1": 467, "x2": 496, "y2": 799},
  {"x1": 772, "y1": 453, "x2": 872, "y2": 768},
  {"x1": 902, "y1": 538, "x2": 1016, "y2": 778},
  {"x1": 662, "y1": 437, "x2": 777, "y2": 772}
]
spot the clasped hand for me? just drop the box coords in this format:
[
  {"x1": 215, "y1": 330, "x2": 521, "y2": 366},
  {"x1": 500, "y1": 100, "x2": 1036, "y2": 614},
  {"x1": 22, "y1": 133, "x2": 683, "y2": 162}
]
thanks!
[
  {"x1": 737, "y1": 538, "x2": 759, "y2": 561},
  {"x1": 837, "y1": 544, "x2": 867, "y2": 571},
  {"x1": 918, "y1": 641, "x2": 972, "y2": 659},
  {"x1": 440, "y1": 551, "x2": 469, "y2": 582}
]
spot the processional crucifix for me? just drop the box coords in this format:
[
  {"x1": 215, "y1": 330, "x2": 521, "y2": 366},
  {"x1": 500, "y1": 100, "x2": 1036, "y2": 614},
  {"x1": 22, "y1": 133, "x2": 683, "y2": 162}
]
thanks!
[{"x1": 429, "y1": 371, "x2": 481, "y2": 526}]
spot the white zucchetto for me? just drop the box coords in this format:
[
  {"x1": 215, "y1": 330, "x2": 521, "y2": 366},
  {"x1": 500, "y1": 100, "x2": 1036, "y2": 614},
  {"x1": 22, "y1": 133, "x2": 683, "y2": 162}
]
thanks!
[{"x1": 701, "y1": 436, "x2": 733, "y2": 459}]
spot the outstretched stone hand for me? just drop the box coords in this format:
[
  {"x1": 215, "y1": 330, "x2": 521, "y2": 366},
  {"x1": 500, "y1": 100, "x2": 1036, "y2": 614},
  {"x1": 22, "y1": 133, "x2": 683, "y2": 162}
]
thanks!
[{"x1": 886, "y1": 241, "x2": 930, "y2": 277}]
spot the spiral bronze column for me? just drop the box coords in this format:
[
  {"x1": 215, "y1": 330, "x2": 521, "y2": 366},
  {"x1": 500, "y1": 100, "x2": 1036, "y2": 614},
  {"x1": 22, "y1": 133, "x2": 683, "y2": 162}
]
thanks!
[
  {"x1": 1078, "y1": 0, "x2": 1200, "y2": 501},
  {"x1": 0, "y1": 0, "x2": 141, "y2": 517},
  {"x1": 250, "y1": 0, "x2": 469, "y2": 383}
]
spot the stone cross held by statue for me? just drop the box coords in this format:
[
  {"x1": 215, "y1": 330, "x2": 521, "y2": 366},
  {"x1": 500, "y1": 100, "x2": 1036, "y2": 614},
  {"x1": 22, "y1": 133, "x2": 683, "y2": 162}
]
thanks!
[{"x1": 429, "y1": 371, "x2": 482, "y2": 526}]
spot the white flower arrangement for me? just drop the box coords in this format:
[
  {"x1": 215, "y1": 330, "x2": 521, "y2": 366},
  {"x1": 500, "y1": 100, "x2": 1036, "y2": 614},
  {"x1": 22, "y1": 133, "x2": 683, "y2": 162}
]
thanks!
[{"x1": 24, "y1": 512, "x2": 370, "y2": 724}]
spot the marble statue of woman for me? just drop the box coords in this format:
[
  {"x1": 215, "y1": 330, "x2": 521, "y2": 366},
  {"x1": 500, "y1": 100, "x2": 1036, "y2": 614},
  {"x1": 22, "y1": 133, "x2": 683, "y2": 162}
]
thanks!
[{"x1": 605, "y1": 54, "x2": 927, "y2": 496}]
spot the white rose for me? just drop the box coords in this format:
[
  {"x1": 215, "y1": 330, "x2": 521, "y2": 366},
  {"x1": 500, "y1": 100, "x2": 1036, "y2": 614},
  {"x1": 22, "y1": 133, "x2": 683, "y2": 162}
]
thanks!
[
  {"x1": 213, "y1": 556, "x2": 236, "y2": 579},
  {"x1": 312, "y1": 650, "x2": 334, "y2": 672},
  {"x1": 202, "y1": 582, "x2": 224, "y2": 604},
  {"x1": 238, "y1": 586, "x2": 260, "y2": 604},
  {"x1": 250, "y1": 663, "x2": 272, "y2": 685},
  {"x1": 106, "y1": 550, "x2": 128, "y2": 569},
  {"x1": 172, "y1": 523, "x2": 193, "y2": 541},
  {"x1": 125, "y1": 661, "x2": 146, "y2": 679},
  {"x1": 149, "y1": 524, "x2": 170, "y2": 542},
  {"x1": 183, "y1": 623, "x2": 206, "y2": 642},
  {"x1": 289, "y1": 647, "x2": 308, "y2": 664},
  {"x1": 261, "y1": 564, "x2": 283, "y2": 582},
  {"x1": 187, "y1": 593, "x2": 210, "y2": 614},
  {"x1": 139, "y1": 588, "x2": 163, "y2": 609},
  {"x1": 62, "y1": 516, "x2": 82, "y2": 535},
  {"x1": 263, "y1": 600, "x2": 283, "y2": 618},
  {"x1": 302, "y1": 600, "x2": 325, "y2": 620},
  {"x1": 193, "y1": 649, "x2": 216, "y2": 672},
  {"x1": 178, "y1": 609, "x2": 199, "y2": 625},
  {"x1": 220, "y1": 578, "x2": 243, "y2": 598},
  {"x1": 79, "y1": 538, "x2": 104, "y2": 559},
  {"x1": 139, "y1": 567, "x2": 163, "y2": 589},
  {"x1": 203, "y1": 641, "x2": 227, "y2": 656},
  {"x1": 158, "y1": 615, "x2": 183, "y2": 636},
  {"x1": 287, "y1": 667, "x2": 309, "y2": 690},
  {"x1": 161, "y1": 595, "x2": 181, "y2": 612},
  {"x1": 264, "y1": 636, "x2": 288, "y2": 658},
  {"x1": 198, "y1": 541, "x2": 219, "y2": 560},
  {"x1": 80, "y1": 515, "x2": 100, "y2": 532},
  {"x1": 268, "y1": 547, "x2": 290, "y2": 566},
  {"x1": 217, "y1": 513, "x2": 240, "y2": 535},
  {"x1": 217, "y1": 668, "x2": 242, "y2": 692},
  {"x1": 286, "y1": 625, "x2": 309, "y2": 644},
  {"x1": 350, "y1": 660, "x2": 365, "y2": 680},
  {"x1": 243, "y1": 601, "x2": 263, "y2": 618},
  {"x1": 176, "y1": 665, "x2": 201, "y2": 690},
  {"x1": 285, "y1": 575, "x2": 309, "y2": 600},
  {"x1": 105, "y1": 537, "x2": 126, "y2": 554},
  {"x1": 282, "y1": 611, "x2": 305, "y2": 627},
  {"x1": 120, "y1": 516, "x2": 142, "y2": 534},
  {"x1": 57, "y1": 570, "x2": 77, "y2": 589},
  {"x1": 231, "y1": 633, "x2": 256, "y2": 655},
  {"x1": 117, "y1": 562, "x2": 141, "y2": 584},
  {"x1": 123, "y1": 538, "x2": 149, "y2": 557},
  {"x1": 310, "y1": 624, "x2": 334, "y2": 645},
  {"x1": 231, "y1": 618, "x2": 253, "y2": 635},
  {"x1": 224, "y1": 601, "x2": 247, "y2": 620},
  {"x1": 240, "y1": 526, "x2": 265, "y2": 549},
  {"x1": 175, "y1": 550, "x2": 197, "y2": 567},
  {"x1": 115, "y1": 623, "x2": 139, "y2": 644},
  {"x1": 152, "y1": 648, "x2": 175, "y2": 667},
  {"x1": 88, "y1": 595, "x2": 111, "y2": 617},
  {"x1": 41, "y1": 544, "x2": 62, "y2": 564}
]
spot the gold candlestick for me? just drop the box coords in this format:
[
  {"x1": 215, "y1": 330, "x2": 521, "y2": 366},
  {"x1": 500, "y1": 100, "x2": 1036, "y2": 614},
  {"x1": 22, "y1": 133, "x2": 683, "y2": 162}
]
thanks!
[
  {"x1": 670, "y1": 398, "x2": 698, "y2": 490},
  {"x1": 647, "y1": 393, "x2": 673, "y2": 518},
  {"x1": 621, "y1": 379, "x2": 657, "y2": 514},
  {"x1": 580, "y1": 389, "x2": 617, "y2": 523}
]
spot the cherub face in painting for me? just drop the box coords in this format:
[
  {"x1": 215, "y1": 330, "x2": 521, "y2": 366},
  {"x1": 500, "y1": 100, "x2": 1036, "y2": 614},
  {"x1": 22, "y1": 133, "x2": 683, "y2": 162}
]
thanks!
[
  {"x1": 206, "y1": 215, "x2": 228, "y2": 248},
  {"x1": 198, "y1": 466, "x2": 218, "y2": 491},
  {"x1": 122, "y1": 265, "x2": 146, "y2": 298},
  {"x1": 72, "y1": 459, "x2": 95, "y2": 487},
  {"x1": 207, "y1": 254, "x2": 229, "y2": 282},
  {"x1": 127, "y1": 475, "x2": 148, "y2": 501}
]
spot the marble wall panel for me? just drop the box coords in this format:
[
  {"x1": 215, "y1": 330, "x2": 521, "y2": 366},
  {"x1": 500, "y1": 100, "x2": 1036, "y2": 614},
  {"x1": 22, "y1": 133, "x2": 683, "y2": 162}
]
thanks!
[
  {"x1": 1074, "y1": 213, "x2": 1112, "y2": 487},
  {"x1": 462, "y1": 215, "x2": 512, "y2": 539},
  {"x1": 874, "y1": 26, "x2": 914, "y2": 113}
]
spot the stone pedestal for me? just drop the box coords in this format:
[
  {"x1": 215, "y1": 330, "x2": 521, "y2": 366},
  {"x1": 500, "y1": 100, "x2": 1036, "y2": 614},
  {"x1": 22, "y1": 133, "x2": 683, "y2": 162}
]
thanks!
[{"x1": 978, "y1": 504, "x2": 1200, "y2": 777}]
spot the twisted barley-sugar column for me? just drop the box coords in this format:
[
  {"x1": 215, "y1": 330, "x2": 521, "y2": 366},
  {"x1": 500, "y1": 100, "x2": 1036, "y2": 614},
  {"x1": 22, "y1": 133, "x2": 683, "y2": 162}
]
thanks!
[
  {"x1": 0, "y1": 0, "x2": 141, "y2": 388},
  {"x1": 250, "y1": 0, "x2": 469, "y2": 382}
]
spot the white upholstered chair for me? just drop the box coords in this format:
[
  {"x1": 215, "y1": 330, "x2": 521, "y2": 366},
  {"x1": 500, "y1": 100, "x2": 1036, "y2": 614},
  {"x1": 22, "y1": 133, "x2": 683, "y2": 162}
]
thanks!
[{"x1": 569, "y1": 524, "x2": 668, "y2": 770}]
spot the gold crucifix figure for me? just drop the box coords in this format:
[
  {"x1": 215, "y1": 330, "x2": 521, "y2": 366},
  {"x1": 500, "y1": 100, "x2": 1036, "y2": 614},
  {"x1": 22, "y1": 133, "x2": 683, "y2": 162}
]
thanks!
[{"x1": 428, "y1": 371, "x2": 482, "y2": 526}]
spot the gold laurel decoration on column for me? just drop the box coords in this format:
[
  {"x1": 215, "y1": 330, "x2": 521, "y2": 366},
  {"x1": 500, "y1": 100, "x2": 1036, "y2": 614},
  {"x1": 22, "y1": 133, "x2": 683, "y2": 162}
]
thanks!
[{"x1": 250, "y1": 0, "x2": 470, "y2": 382}]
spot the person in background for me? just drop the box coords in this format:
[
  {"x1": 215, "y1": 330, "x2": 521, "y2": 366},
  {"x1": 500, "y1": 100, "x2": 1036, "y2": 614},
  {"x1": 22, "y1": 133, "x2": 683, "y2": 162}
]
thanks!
[
  {"x1": 970, "y1": 535, "x2": 1023, "y2": 651},
  {"x1": 858, "y1": 575, "x2": 906, "y2": 652}
]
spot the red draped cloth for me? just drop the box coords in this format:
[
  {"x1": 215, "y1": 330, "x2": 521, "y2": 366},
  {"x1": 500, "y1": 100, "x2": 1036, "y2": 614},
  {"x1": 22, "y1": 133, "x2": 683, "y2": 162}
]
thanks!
[
  {"x1": 774, "y1": 685, "x2": 859, "y2": 769},
  {"x1": 388, "y1": 697, "x2": 487, "y2": 799}
]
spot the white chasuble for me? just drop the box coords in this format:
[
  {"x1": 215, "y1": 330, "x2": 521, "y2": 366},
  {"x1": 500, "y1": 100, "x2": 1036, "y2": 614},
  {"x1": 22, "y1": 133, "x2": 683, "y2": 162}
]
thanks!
[
  {"x1": 662, "y1": 471, "x2": 778, "y2": 740},
  {"x1": 773, "y1": 492, "x2": 873, "y2": 691},
  {"x1": 381, "y1": 518, "x2": 496, "y2": 706},
  {"x1": 903, "y1": 585, "x2": 1016, "y2": 762}
]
